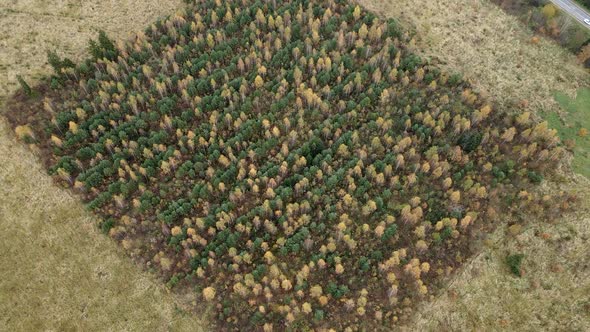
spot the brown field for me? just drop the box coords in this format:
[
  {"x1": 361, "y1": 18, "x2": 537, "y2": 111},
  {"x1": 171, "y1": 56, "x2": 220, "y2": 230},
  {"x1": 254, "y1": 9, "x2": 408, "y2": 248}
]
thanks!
[
  {"x1": 0, "y1": 1, "x2": 207, "y2": 331},
  {"x1": 1, "y1": 0, "x2": 588, "y2": 330}
]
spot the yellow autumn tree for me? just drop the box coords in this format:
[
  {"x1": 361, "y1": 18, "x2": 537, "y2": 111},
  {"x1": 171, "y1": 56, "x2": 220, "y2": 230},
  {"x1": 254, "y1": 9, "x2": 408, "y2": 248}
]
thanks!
[
  {"x1": 203, "y1": 286, "x2": 216, "y2": 300},
  {"x1": 254, "y1": 75, "x2": 264, "y2": 88},
  {"x1": 541, "y1": 4, "x2": 557, "y2": 19},
  {"x1": 14, "y1": 125, "x2": 34, "y2": 140},
  {"x1": 353, "y1": 5, "x2": 361, "y2": 20}
]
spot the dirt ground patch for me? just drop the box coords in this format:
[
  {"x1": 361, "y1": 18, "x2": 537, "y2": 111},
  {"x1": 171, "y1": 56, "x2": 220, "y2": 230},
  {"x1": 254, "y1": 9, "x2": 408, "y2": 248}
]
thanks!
[
  {"x1": 0, "y1": 0, "x2": 208, "y2": 330},
  {"x1": 357, "y1": 0, "x2": 590, "y2": 330}
]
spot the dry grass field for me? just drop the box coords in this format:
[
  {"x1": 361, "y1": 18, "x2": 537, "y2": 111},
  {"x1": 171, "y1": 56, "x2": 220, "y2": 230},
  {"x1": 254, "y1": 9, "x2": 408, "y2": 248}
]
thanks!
[
  {"x1": 358, "y1": 0, "x2": 590, "y2": 114},
  {"x1": 0, "y1": 0, "x2": 184, "y2": 100},
  {"x1": 357, "y1": 0, "x2": 590, "y2": 330},
  {"x1": 410, "y1": 178, "x2": 590, "y2": 331},
  {"x1": 0, "y1": 121, "x2": 207, "y2": 331},
  {"x1": 0, "y1": 1, "x2": 207, "y2": 331},
  {"x1": 1, "y1": 0, "x2": 588, "y2": 330}
]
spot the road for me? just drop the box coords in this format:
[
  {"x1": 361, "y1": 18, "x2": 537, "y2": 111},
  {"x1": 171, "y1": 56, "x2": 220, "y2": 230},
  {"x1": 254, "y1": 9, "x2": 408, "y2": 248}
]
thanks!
[{"x1": 551, "y1": 0, "x2": 590, "y2": 29}]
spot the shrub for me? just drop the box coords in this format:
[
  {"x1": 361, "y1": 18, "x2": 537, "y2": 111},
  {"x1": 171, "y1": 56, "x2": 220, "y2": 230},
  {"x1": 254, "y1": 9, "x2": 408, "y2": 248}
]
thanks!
[
  {"x1": 16, "y1": 75, "x2": 32, "y2": 96},
  {"x1": 506, "y1": 253, "x2": 525, "y2": 276}
]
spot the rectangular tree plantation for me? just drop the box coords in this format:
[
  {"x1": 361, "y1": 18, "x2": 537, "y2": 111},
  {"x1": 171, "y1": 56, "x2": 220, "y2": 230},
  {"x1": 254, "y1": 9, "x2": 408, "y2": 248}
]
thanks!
[{"x1": 6, "y1": 0, "x2": 565, "y2": 330}]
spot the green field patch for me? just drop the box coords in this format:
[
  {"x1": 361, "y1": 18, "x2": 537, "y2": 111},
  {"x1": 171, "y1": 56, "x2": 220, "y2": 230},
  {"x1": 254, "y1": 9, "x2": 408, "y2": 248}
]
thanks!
[{"x1": 549, "y1": 88, "x2": 590, "y2": 177}]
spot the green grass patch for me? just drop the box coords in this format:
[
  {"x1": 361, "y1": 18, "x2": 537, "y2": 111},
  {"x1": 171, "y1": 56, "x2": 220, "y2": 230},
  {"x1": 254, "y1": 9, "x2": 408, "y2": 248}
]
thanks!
[
  {"x1": 548, "y1": 88, "x2": 590, "y2": 178},
  {"x1": 506, "y1": 253, "x2": 525, "y2": 277}
]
